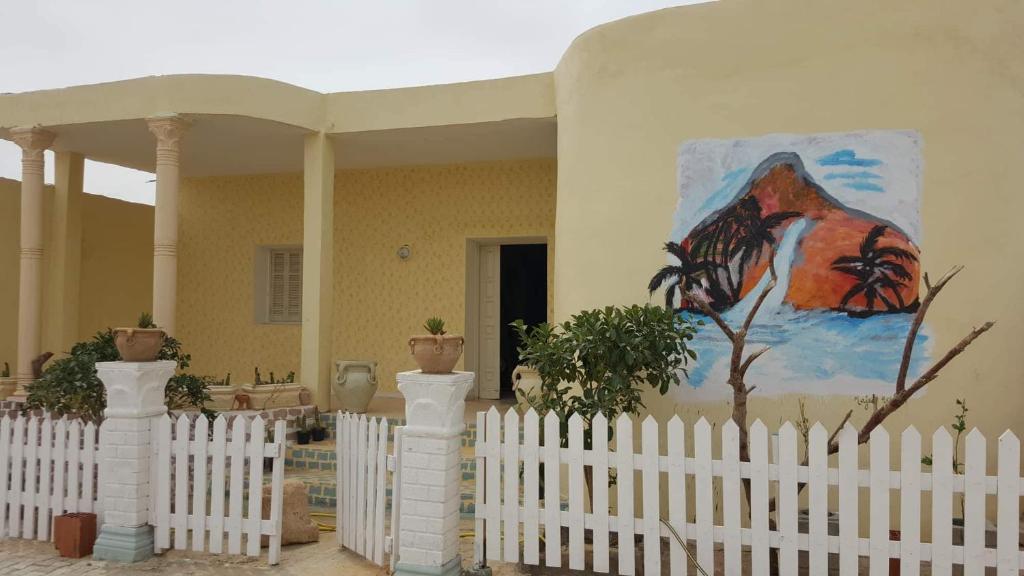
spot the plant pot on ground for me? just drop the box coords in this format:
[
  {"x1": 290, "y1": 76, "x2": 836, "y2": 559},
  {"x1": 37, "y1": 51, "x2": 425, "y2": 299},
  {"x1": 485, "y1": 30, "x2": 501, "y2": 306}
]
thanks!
[
  {"x1": 53, "y1": 512, "x2": 97, "y2": 558},
  {"x1": 296, "y1": 415, "x2": 311, "y2": 445},
  {"x1": 409, "y1": 317, "x2": 464, "y2": 374},
  {"x1": 113, "y1": 313, "x2": 166, "y2": 362}
]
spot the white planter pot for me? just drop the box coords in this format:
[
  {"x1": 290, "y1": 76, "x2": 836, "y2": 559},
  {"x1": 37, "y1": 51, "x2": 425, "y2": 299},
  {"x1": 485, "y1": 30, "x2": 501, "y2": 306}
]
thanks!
[
  {"x1": 206, "y1": 384, "x2": 238, "y2": 411},
  {"x1": 239, "y1": 382, "x2": 306, "y2": 410},
  {"x1": 333, "y1": 361, "x2": 378, "y2": 413},
  {"x1": 512, "y1": 365, "x2": 542, "y2": 407}
]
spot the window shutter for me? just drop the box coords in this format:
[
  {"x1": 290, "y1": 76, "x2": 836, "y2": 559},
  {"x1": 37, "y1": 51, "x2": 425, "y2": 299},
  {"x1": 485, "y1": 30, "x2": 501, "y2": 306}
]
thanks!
[{"x1": 268, "y1": 248, "x2": 302, "y2": 323}]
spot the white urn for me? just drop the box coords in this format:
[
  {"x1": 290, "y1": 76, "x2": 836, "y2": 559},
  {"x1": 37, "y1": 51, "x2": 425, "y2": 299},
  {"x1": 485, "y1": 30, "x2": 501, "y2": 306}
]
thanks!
[{"x1": 333, "y1": 360, "x2": 379, "y2": 413}]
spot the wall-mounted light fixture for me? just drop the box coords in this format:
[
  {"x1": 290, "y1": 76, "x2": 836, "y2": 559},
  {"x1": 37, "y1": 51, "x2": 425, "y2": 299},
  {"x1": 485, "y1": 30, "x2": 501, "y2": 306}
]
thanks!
[{"x1": 397, "y1": 244, "x2": 412, "y2": 261}]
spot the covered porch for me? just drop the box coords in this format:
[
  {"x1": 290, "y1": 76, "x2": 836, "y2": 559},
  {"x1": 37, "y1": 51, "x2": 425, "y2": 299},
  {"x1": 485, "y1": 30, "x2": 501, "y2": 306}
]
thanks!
[{"x1": 0, "y1": 73, "x2": 556, "y2": 408}]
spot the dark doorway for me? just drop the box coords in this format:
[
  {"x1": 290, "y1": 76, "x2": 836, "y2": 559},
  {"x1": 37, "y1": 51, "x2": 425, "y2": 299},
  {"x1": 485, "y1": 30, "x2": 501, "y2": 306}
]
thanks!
[{"x1": 499, "y1": 244, "x2": 547, "y2": 399}]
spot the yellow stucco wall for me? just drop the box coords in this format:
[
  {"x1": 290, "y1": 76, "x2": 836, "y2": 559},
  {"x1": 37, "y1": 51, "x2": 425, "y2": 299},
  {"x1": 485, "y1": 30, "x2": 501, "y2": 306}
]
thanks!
[
  {"x1": 553, "y1": 0, "x2": 1022, "y2": 524},
  {"x1": 0, "y1": 177, "x2": 153, "y2": 366},
  {"x1": 176, "y1": 159, "x2": 557, "y2": 394}
]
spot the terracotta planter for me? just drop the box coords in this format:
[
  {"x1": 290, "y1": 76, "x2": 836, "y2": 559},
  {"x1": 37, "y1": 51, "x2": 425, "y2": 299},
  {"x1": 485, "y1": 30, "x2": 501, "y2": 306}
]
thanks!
[
  {"x1": 409, "y1": 335, "x2": 464, "y2": 374},
  {"x1": 113, "y1": 328, "x2": 166, "y2": 362},
  {"x1": 53, "y1": 512, "x2": 97, "y2": 558}
]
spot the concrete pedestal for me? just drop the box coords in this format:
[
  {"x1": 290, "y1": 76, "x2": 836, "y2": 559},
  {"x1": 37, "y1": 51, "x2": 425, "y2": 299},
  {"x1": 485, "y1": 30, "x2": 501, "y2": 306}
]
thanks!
[
  {"x1": 92, "y1": 360, "x2": 173, "y2": 563},
  {"x1": 394, "y1": 370, "x2": 474, "y2": 576}
]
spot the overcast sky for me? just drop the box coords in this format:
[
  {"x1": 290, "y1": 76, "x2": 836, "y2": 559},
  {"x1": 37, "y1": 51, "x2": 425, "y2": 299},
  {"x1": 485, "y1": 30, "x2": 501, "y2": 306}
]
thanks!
[{"x1": 0, "y1": 0, "x2": 705, "y2": 205}]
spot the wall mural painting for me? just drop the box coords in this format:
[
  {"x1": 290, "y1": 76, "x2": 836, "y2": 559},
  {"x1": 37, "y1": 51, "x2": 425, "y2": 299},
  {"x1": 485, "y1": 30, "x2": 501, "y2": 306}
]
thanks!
[{"x1": 655, "y1": 131, "x2": 929, "y2": 399}]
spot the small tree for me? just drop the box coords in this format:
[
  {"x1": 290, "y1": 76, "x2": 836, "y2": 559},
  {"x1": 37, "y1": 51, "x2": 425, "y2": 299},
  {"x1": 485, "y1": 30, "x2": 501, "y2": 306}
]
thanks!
[{"x1": 512, "y1": 304, "x2": 698, "y2": 449}]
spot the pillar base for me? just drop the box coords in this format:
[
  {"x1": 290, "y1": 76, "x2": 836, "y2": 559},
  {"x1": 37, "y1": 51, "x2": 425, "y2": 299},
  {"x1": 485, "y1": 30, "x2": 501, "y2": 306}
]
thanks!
[
  {"x1": 394, "y1": 556, "x2": 463, "y2": 576},
  {"x1": 92, "y1": 524, "x2": 155, "y2": 563}
]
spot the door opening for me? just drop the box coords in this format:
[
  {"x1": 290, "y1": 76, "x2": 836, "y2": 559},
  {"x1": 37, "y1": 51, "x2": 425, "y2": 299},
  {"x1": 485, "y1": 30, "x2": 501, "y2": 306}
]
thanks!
[{"x1": 499, "y1": 244, "x2": 547, "y2": 399}]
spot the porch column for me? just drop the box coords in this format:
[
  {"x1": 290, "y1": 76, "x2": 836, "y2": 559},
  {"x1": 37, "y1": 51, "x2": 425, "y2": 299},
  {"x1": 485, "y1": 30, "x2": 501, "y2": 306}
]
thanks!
[
  {"x1": 10, "y1": 127, "x2": 55, "y2": 392},
  {"x1": 300, "y1": 132, "x2": 335, "y2": 407},
  {"x1": 395, "y1": 370, "x2": 475, "y2": 576},
  {"x1": 146, "y1": 115, "x2": 189, "y2": 336},
  {"x1": 45, "y1": 151, "x2": 85, "y2": 354}
]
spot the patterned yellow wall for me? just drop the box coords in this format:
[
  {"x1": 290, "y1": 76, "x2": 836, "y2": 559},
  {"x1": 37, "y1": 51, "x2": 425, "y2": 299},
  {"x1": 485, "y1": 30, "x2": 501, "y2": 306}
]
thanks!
[
  {"x1": 177, "y1": 174, "x2": 305, "y2": 384},
  {"x1": 333, "y1": 159, "x2": 556, "y2": 394},
  {"x1": 176, "y1": 159, "x2": 557, "y2": 393}
]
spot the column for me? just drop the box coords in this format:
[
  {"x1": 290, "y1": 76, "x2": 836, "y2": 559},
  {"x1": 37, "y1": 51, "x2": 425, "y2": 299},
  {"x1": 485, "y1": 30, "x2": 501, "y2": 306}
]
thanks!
[
  {"x1": 300, "y1": 132, "x2": 335, "y2": 407},
  {"x1": 146, "y1": 114, "x2": 189, "y2": 336},
  {"x1": 395, "y1": 370, "x2": 475, "y2": 576},
  {"x1": 10, "y1": 127, "x2": 55, "y2": 393},
  {"x1": 46, "y1": 151, "x2": 85, "y2": 354},
  {"x1": 92, "y1": 360, "x2": 174, "y2": 563}
]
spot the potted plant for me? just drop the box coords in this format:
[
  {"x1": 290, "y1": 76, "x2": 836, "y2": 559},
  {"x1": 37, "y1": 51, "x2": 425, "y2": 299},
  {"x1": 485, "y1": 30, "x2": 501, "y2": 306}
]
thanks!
[
  {"x1": 311, "y1": 408, "x2": 327, "y2": 442},
  {"x1": 295, "y1": 414, "x2": 311, "y2": 445},
  {"x1": 113, "y1": 313, "x2": 166, "y2": 362},
  {"x1": 409, "y1": 317, "x2": 464, "y2": 374},
  {"x1": 240, "y1": 368, "x2": 304, "y2": 410},
  {"x1": 207, "y1": 372, "x2": 238, "y2": 411}
]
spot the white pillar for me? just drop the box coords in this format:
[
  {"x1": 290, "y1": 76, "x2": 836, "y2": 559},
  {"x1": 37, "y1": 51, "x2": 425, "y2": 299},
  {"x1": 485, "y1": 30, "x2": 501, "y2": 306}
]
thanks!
[
  {"x1": 300, "y1": 132, "x2": 335, "y2": 407},
  {"x1": 146, "y1": 115, "x2": 189, "y2": 336},
  {"x1": 395, "y1": 370, "x2": 475, "y2": 576},
  {"x1": 9, "y1": 127, "x2": 55, "y2": 394},
  {"x1": 93, "y1": 360, "x2": 174, "y2": 563}
]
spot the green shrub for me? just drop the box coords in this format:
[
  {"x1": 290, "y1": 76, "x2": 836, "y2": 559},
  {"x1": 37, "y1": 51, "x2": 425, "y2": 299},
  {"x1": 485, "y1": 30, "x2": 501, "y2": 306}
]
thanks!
[{"x1": 25, "y1": 326, "x2": 214, "y2": 422}]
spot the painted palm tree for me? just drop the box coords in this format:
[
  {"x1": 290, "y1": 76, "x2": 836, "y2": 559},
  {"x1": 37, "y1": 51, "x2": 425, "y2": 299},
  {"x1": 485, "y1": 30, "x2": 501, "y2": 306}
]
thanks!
[
  {"x1": 832, "y1": 224, "x2": 918, "y2": 314},
  {"x1": 648, "y1": 241, "x2": 709, "y2": 311},
  {"x1": 728, "y1": 197, "x2": 802, "y2": 299}
]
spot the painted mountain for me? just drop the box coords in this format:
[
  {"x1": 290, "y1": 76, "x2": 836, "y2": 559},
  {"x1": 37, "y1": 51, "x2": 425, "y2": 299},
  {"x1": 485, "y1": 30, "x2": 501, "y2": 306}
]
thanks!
[
  {"x1": 668, "y1": 151, "x2": 920, "y2": 316},
  {"x1": 656, "y1": 131, "x2": 928, "y2": 398}
]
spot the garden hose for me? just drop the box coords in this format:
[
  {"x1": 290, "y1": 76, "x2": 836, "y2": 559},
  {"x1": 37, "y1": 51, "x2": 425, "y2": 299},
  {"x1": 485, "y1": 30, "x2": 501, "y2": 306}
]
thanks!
[{"x1": 660, "y1": 519, "x2": 711, "y2": 576}]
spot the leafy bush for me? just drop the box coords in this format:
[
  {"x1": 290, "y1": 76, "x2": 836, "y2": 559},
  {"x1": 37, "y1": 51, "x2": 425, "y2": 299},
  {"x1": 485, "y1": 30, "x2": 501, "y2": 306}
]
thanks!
[
  {"x1": 512, "y1": 304, "x2": 698, "y2": 447},
  {"x1": 25, "y1": 326, "x2": 214, "y2": 422}
]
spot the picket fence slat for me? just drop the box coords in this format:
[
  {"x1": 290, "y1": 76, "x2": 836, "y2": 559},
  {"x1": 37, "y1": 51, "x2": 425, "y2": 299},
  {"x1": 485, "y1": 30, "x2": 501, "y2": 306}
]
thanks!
[
  {"x1": 174, "y1": 414, "x2": 189, "y2": 550},
  {"x1": 365, "y1": 417, "x2": 379, "y2": 562},
  {"x1": 227, "y1": 415, "x2": 246, "y2": 555},
  {"x1": 192, "y1": 415, "x2": 209, "y2": 552},
  {"x1": 616, "y1": 413, "x2": 635, "y2": 575},
  {"x1": 155, "y1": 414, "x2": 172, "y2": 550},
  {"x1": 931, "y1": 427, "x2": 954, "y2": 576},
  {"x1": 778, "y1": 422, "x2": 798, "y2": 575},
  {"x1": 642, "y1": 416, "x2": 661, "y2": 575},
  {"x1": 522, "y1": 409, "x2": 541, "y2": 566},
  {"x1": 37, "y1": 417, "x2": 52, "y2": 541},
  {"x1": 267, "y1": 419, "x2": 286, "y2": 566},
  {"x1": 809, "y1": 423, "x2": 828, "y2": 575},
  {"x1": 246, "y1": 416, "x2": 265, "y2": 557},
  {"x1": 996, "y1": 431, "x2": 1020, "y2": 575},
  {"x1": 722, "y1": 420, "x2": 741, "y2": 575},
  {"x1": 901, "y1": 427, "x2": 922, "y2": 576},
  {"x1": 506, "y1": 409, "x2": 522, "y2": 564},
  {"x1": 23, "y1": 417, "x2": 38, "y2": 539},
  {"x1": 355, "y1": 415, "x2": 367, "y2": 557},
  {"x1": 667, "y1": 416, "x2": 687, "y2": 576},
  {"x1": 81, "y1": 421, "x2": 96, "y2": 515},
  {"x1": 486, "y1": 407, "x2": 501, "y2": 561},
  {"x1": 568, "y1": 413, "x2": 584, "y2": 570},
  {"x1": 10, "y1": 416, "x2": 25, "y2": 537},
  {"x1": 869, "y1": 426, "x2": 890, "y2": 575},
  {"x1": 473, "y1": 410, "x2": 485, "y2": 565},
  {"x1": 749, "y1": 420, "x2": 769, "y2": 576},
  {"x1": 544, "y1": 410, "x2": 561, "y2": 568},
  {"x1": 67, "y1": 420, "x2": 80, "y2": 515},
  {"x1": 839, "y1": 424, "x2": 859, "y2": 576},
  {"x1": 373, "y1": 418, "x2": 388, "y2": 565},
  {"x1": 592, "y1": 412, "x2": 610, "y2": 573},
  {"x1": 0, "y1": 416, "x2": 10, "y2": 538},
  {"x1": 209, "y1": 415, "x2": 228, "y2": 554},
  {"x1": 963, "y1": 430, "x2": 986, "y2": 576}
]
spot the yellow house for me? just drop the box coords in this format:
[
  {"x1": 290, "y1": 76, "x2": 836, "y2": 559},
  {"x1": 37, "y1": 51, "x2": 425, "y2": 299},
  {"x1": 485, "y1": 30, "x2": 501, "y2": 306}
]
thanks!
[{"x1": 0, "y1": 0, "x2": 1021, "y2": 444}]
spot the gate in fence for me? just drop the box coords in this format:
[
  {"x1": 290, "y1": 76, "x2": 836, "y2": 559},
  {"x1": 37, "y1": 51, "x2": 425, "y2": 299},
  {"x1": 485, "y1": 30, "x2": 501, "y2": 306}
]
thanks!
[
  {"x1": 150, "y1": 414, "x2": 287, "y2": 565},
  {"x1": 0, "y1": 414, "x2": 103, "y2": 541},
  {"x1": 475, "y1": 407, "x2": 1024, "y2": 575},
  {"x1": 335, "y1": 411, "x2": 401, "y2": 569}
]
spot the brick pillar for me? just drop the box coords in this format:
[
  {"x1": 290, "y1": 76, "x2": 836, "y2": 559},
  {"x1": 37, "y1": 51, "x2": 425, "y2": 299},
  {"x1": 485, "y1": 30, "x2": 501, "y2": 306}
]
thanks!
[
  {"x1": 395, "y1": 370, "x2": 474, "y2": 576},
  {"x1": 93, "y1": 360, "x2": 174, "y2": 563}
]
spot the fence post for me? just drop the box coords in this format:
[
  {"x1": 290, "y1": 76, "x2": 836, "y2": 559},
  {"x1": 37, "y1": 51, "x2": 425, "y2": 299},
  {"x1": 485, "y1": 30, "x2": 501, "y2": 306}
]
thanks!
[
  {"x1": 394, "y1": 370, "x2": 474, "y2": 576},
  {"x1": 92, "y1": 360, "x2": 175, "y2": 563}
]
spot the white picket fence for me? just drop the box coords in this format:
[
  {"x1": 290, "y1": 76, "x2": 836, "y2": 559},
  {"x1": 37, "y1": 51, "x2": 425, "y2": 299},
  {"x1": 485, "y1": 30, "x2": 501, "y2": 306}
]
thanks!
[
  {"x1": 335, "y1": 412, "x2": 398, "y2": 569},
  {"x1": 150, "y1": 414, "x2": 287, "y2": 564},
  {"x1": 0, "y1": 414, "x2": 103, "y2": 540},
  {"x1": 475, "y1": 408, "x2": 1024, "y2": 575}
]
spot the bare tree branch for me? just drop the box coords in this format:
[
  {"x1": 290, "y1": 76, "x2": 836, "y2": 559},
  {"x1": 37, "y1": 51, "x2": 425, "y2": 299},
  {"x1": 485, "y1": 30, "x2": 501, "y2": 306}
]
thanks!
[
  {"x1": 740, "y1": 346, "x2": 771, "y2": 378},
  {"x1": 896, "y1": 265, "x2": 964, "y2": 393},
  {"x1": 693, "y1": 297, "x2": 736, "y2": 343},
  {"x1": 741, "y1": 251, "x2": 779, "y2": 335}
]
